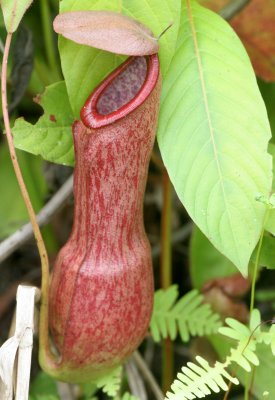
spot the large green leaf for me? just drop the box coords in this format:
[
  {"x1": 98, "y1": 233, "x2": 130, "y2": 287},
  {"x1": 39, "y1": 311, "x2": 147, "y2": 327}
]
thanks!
[
  {"x1": 251, "y1": 234, "x2": 275, "y2": 270},
  {"x1": 190, "y1": 226, "x2": 237, "y2": 289},
  {"x1": 29, "y1": 372, "x2": 58, "y2": 400},
  {"x1": 191, "y1": 226, "x2": 275, "y2": 288},
  {"x1": 265, "y1": 143, "x2": 275, "y2": 235},
  {"x1": 13, "y1": 81, "x2": 75, "y2": 166},
  {"x1": 0, "y1": 143, "x2": 47, "y2": 238},
  {"x1": 59, "y1": 0, "x2": 181, "y2": 117},
  {"x1": 121, "y1": 0, "x2": 181, "y2": 75},
  {"x1": 1, "y1": 0, "x2": 33, "y2": 32},
  {"x1": 157, "y1": 1, "x2": 272, "y2": 275}
]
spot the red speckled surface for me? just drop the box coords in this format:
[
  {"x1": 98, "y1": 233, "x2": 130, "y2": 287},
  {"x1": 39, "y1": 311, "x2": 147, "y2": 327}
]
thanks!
[{"x1": 48, "y1": 54, "x2": 161, "y2": 382}]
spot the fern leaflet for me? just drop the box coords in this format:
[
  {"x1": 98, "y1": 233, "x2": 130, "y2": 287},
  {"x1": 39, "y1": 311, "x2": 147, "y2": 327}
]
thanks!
[
  {"x1": 96, "y1": 366, "x2": 122, "y2": 397},
  {"x1": 150, "y1": 286, "x2": 222, "y2": 342},
  {"x1": 220, "y1": 309, "x2": 275, "y2": 356}
]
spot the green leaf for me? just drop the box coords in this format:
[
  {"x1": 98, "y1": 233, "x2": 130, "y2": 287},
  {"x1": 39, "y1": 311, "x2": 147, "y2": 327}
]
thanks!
[
  {"x1": 249, "y1": 309, "x2": 261, "y2": 331},
  {"x1": 268, "y1": 143, "x2": 275, "y2": 189},
  {"x1": 122, "y1": 0, "x2": 181, "y2": 75},
  {"x1": 1, "y1": 0, "x2": 33, "y2": 32},
  {"x1": 219, "y1": 318, "x2": 251, "y2": 341},
  {"x1": 157, "y1": 1, "x2": 272, "y2": 275},
  {"x1": 13, "y1": 81, "x2": 75, "y2": 166},
  {"x1": 150, "y1": 286, "x2": 221, "y2": 342},
  {"x1": 59, "y1": 0, "x2": 181, "y2": 117},
  {"x1": 251, "y1": 234, "x2": 275, "y2": 270},
  {"x1": 29, "y1": 372, "x2": 58, "y2": 399},
  {"x1": 265, "y1": 143, "x2": 275, "y2": 235},
  {"x1": 190, "y1": 226, "x2": 237, "y2": 289},
  {"x1": 29, "y1": 397, "x2": 59, "y2": 400},
  {"x1": 0, "y1": 143, "x2": 47, "y2": 238}
]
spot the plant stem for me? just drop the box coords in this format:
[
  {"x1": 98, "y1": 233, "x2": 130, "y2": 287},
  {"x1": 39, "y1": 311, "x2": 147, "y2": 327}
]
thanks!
[
  {"x1": 220, "y1": 0, "x2": 250, "y2": 20},
  {"x1": 160, "y1": 169, "x2": 173, "y2": 393},
  {"x1": 249, "y1": 210, "x2": 269, "y2": 315},
  {"x1": 243, "y1": 371, "x2": 251, "y2": 400},
  {"x1": 160, "y1": 169, "x2": 172, "y2": 289},
  {"x1": 244, "y1": 209, "x2": 269, "y2": 400},
  {"x1": 133, "y1": 351, "x2": 164, "y2": 400},
  {"x1": 1, "y1": 30, "x2": 52, "y2": 369},
  {"x1": 39, "y1": 0, "x2": 61, "y2": 81}
]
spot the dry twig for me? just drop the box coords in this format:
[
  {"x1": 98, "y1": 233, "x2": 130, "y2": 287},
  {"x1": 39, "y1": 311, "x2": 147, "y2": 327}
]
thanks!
[{"x1": 0, "y1": 175, "x2": 73, "y2": 264}]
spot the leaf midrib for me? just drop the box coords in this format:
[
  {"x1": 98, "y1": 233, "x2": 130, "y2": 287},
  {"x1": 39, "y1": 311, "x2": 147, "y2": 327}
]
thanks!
[{"x1": 185, "y1": 0, "x2": 241, "y2": 265}]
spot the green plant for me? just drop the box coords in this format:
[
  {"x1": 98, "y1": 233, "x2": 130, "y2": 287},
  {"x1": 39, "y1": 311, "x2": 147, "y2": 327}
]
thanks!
[
  {"x1": 0, "y1": 0, "x2": 274, "y2": 399},
  {"x1": 150, "y1": 286, "x2": 222, "y2": 342},
  {"x1": 166, "y1": 310, "x2": 275, "y2": 400}
]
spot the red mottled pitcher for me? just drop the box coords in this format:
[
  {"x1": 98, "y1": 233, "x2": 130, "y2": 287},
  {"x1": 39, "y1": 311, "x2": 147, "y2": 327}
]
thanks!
[{"x1": 44, "y1": 54, "x2": 161, "y2": 382}]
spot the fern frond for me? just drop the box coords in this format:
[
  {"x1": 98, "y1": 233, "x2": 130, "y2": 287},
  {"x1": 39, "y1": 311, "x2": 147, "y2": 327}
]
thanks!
[
  {"x1": 96, "y1": 366, "x2": 122, "y2": 397},
  {"x1": 150, "y1": 286, "x2": 222, "y2": 342},
  {"x1": 166, "y1": 310, "x2": 268, "y2": 400},
  {"x1": 220, "y1": 309, "x2": 275, "y2": 357},
  {"x1": 166, "y1": 355, "x2": 239, "y2": 400}
]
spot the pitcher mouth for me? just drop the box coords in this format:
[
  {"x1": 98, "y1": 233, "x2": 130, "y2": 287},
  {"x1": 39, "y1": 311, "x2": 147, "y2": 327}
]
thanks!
[{"x1": 80, "y1": 54, "x2": 160, "y2": 129}]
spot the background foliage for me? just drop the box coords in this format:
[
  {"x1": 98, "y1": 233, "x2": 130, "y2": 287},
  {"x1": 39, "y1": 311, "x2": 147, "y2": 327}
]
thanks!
[{"x1": 0, "y1": 0, "x2": 275, "y2": 399}]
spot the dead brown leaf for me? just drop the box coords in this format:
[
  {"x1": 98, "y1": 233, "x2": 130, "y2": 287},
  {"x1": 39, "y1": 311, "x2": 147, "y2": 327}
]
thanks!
[{"x1": 53, "y1": 10, "x2": 159, "y2": 56}]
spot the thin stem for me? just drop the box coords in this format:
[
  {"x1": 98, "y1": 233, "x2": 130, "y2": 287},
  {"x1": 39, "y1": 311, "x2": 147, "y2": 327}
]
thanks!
[
  {"x1": 160, "y1": 169, "x2": 172, "y2": 289},
  {"x1": 244, "y1": 209, "x2": 269, "y2": 399},
  {"x1": 157, "y1": 22, "x2": 173, "y2": 41},
  {"x1": 249, "y1": 210, "x2": 269, "y2": 315},
  {"x1": 133, "y1": 351, "x2": 164, "y2": 400},
  {"x1": 39, "y1": 0, "x2": 61, "y2": 80},
  {"x1": 220, "y1": 0, "x2": 250, "y2": 20},
  {"x1": 160, "y1": 169, "x2": 173, "y2": 393},
  {"x1": 223, "y1": 380, "x2": 233, "y2": 400},
  {"x1": 244, "y1": 372, "x2": 251, "y2": 400},
  {"x1": 126, "y1": 359, "x2": 148, "y2": 400},
  {"x1": 1, "y1": 31, "x2": 52, "y2": 368}
]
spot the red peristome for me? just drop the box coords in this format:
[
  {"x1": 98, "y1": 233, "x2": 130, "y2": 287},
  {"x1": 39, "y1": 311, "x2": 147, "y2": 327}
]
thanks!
[
  {"x1": 81, "y1": 54, "x2": 160, "y2": 128},
  {"x1": 48, "y1": 54, "x2": 161, "y2": 382}
]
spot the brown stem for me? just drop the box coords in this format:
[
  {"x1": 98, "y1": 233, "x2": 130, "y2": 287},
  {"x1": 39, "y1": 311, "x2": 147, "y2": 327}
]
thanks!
[
  {"x1": 133, "y1": 351, "x2": 164, "y2": 400},
  {"x1": 1, "y1": 31, "x2": 51, "y2": 366},
  {"x1": 220, "y1": 0, "x2": 250, "y2": 20},
  {"x1": 160, "y1": 169, "x2": 173, "y2": 392}
]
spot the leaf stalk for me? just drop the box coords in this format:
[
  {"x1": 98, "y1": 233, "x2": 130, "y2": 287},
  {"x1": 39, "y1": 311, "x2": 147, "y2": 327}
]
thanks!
[{"x1": 1, "y1": 29, "x2": 52, "y2": 373}]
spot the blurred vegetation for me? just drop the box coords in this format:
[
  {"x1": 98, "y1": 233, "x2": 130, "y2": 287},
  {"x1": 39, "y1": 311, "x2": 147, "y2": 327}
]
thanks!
[{"x1": 0, "y1": 1, "x2": 275, "y2": 399}]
